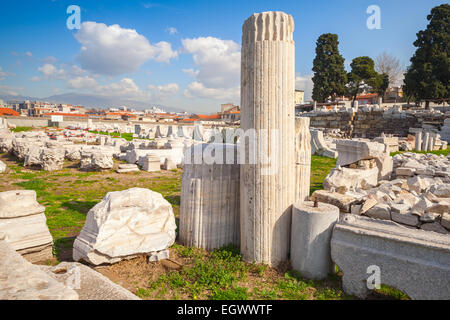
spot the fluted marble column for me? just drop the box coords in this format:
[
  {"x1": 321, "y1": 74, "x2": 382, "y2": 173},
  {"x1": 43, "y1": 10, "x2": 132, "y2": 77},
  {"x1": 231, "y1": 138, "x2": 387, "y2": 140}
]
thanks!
[
  {"x1": 295, "y1": 117, "x2": 311, "y2": 202},
  {"x1": 240, "y1": 11, "x2": 296, "y2": 266},
  {"x1": 179, "y1": 144, "x2": 240, "y2": 250}
]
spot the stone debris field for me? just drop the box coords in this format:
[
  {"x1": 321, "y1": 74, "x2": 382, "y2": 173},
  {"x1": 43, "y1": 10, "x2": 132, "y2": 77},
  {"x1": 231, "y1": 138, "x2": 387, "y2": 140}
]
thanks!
[{"x1": 0, "y1": 11, "x2": 449, "y2": 301}]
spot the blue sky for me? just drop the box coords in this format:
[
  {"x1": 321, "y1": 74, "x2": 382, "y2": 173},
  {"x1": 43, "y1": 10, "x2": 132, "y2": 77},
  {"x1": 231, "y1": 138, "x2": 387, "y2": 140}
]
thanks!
[{"x1": 0, "y1": 0, "x2": 446, "y2": 113}]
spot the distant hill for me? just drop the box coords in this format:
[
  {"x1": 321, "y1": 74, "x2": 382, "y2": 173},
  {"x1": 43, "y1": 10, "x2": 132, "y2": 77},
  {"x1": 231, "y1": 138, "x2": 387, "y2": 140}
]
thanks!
[{"x1": 0, "y1": 92, "x2": 185, "y2": 113}]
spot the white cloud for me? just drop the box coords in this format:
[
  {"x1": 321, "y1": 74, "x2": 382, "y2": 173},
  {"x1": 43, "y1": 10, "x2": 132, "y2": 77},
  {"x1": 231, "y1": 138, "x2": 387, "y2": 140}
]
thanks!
[
  {"x1": 295, "y1": 74, "x2": 314, "y2": 101},
  {"x1": 25, "y1": 52, "x2": 33, "y2": 57},
  {"x1": 182, "y1": 36, "x2": 240, "y2": 89},
  {"x1": 182, "y1": 68, "x2": 199, "y2": 78},
  {"x1": 38, "y1": 63, "x2": 66, "y2": 80},
  {"x1": 95, "y1": 78, "x2": 151, "y2": 100},
  {"x1": 148, "y1": 83, "x2": 179, "y2": 100},
  {"x1": 74, "y1": 21, "x2": 178, "y2": 76},
  {"x1": 181, "y1": 36, "x2": 240, "y2": 102},
  {"x1": 68, "y1": 76, "x2": 98, "y2": 89},
  {"x1": 166, "y1": 27, "x2": 178, "y2": 35},
  {"x1": 30, "y1": 76, "x2": 41, "y2": 82},
  {"x1": 183, "y1": 81, "x2": 239, "y2": 101}
]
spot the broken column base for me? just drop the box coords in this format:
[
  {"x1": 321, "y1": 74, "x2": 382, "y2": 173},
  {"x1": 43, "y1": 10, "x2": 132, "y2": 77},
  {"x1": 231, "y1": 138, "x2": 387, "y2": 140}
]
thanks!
[{"x1": 290, "y1": 201, "x2": 339, "y2": 280}]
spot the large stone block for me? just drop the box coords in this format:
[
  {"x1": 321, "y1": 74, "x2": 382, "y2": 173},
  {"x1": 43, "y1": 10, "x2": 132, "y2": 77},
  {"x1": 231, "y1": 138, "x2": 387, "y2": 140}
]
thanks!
[
  {"x1": 39, "y1": 262, "x2": 140, "y2": 300},
  {"x1": 0, "y1": 190, "x2": 53, "y2": 263},
  {"x1": 311, "y1": 190, "x2": 359, "y2": 213},
  {"x1": 73, "y1": 188, "x2": 176, "y2": 265},
  {"x1": 323, "y1": 167, "x2": 378, "y2": 191},
  {"x1": 0, "y1": 238, "x2": 78, "y2": 300},
  {"x1": 331, "y1": 215, "x2": 450, "y2": 300}
]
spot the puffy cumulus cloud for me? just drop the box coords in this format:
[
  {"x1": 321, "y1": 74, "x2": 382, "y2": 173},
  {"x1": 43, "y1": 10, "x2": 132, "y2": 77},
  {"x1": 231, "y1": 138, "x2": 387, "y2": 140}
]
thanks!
[
  {"x1": 295, "y1": 74, "x2": 313, "y2": 101},
  {"x1": 182, "y1": 37, "x2": 240, "y2": 89},
  {"x1": 95, "y1": 78, "x2": 151, "y2": 100},
  {"x1": 183, "y1": 81, "x2": 239, "y2": 101},
  {"x1": 181, "y1": 37, "x2": 240, "y2": 102},
  {"x1": 68, "y1": 76, "x2": 98, "y2": 89},
  {"x1": 38, "y1": 63, "x2": 66, "y2": 80},
  {"x1": 74, "y1": 22, "x2": 178, "y2": 76}
]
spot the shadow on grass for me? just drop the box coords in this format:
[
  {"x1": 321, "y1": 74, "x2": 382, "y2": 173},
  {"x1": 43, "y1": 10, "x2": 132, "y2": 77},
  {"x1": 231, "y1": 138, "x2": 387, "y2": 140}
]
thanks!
[
  {"x1": 61, "y1": 200, "x2": 98, "y2": 215},
  {"x1": 165, "y1": 195, "x2": 181, "y2": 206},
  {"x1": 54, "y1": 236, "x2": 77, "y2": 262}
]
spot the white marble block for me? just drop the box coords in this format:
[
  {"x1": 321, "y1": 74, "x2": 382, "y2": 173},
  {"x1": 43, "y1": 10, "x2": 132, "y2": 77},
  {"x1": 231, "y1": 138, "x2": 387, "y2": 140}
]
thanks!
[{"x1": 73, "y1": 188, "x2": 176, "y2": 265}]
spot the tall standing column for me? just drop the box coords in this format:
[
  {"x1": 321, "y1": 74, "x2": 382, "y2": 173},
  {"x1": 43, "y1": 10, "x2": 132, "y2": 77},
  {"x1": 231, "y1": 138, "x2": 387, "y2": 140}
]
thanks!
[{"x1": 240, "y1": 11, "x2": 296, "y2": 266}]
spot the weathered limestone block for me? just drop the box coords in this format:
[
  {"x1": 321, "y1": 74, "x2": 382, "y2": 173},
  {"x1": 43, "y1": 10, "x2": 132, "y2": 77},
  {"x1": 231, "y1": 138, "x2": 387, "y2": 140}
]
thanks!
[
  {"x1": 0, "y1": 239, "x2": 78, "y2": 300},
  {"x1": 0, "y1": 160, "x2": 5, "y2": 173},
  {"x1": 0, "y1": 190, "x2": 46, "y2": 218},
  {"x1": 310, "y1": 129, "x2": 338, "y2": 158},
  {"x1": 0, "y1": 190, "x2": 53, "y2": 263},
  {"x1": 116, "y1": 163, "x2": 140, "y2": 173},
  {"x1": 40, "y1": 148, "x2": 65, "y2": 171},
  {"x1": 331, "y1": 215, "x2": 450, "y2": 300},
  {"x1": 290, "y1": 201, "x2": 339, "y2": 280},
  {"x1": 336, "y1": 139, "x2": 393, "y2": 180},
  {"x1": 73, "y1": 188, "x2": 176, "y2": 265},
  {"x1": 311, "y1": 190, "x2": 359, "y2": 213},
  {"x1": 142, "y1": 155, "x2": 161, "y2": 172},
  {"x1": 323, "y1": 167, "x2": 378, "y2": 191},
  {"x1": 39, "y1": 262, "x2": 140, "y2": 300},
  {"x1": 162, "y1": 158, "x2": 176, "y2": 170},
  {"x1": 240, "y1": 11, "x2": 296, "y2": 266},
  {"x1": 295, "y1": 117, "x2": 311, "y2": 201},
  {"x1": 179, "y1": 144, "x2": 240, "y2": 250},
  {"x1": 24, "y1": 146, "x2": 44, "y2": 167}
]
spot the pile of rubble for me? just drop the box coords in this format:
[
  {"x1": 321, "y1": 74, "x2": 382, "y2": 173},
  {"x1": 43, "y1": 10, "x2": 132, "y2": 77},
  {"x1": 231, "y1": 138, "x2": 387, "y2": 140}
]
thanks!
[{"x1": 313, "y1": 140, "x2": 450, "y2": 234}]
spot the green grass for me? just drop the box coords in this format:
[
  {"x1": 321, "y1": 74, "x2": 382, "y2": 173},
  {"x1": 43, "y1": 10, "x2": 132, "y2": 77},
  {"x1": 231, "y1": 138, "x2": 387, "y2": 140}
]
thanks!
[
  {"x1": 11, "y1": 126, "x2": 34, "y2": 132},
  {"x1": 310, "y1": 155, "x2": 336, "y2": 195},
  {"x1": 89, "y1": 130, "x2": 135, "y2": 141},
  {"x1": 136, "y1": 244, "x2": 349, "y2": 300}
]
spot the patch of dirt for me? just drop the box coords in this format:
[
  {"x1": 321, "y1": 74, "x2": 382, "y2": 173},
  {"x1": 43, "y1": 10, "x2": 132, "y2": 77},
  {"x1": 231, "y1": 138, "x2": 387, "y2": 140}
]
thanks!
[{"x1": 92, "y1": 248, "x2": 188, "y2": 296}]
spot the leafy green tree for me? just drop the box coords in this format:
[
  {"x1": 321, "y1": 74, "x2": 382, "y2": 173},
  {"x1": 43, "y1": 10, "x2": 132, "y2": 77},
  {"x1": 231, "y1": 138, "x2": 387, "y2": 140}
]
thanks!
[
  {"x1": 312, "y1": 33, "x2": 347, "y2": 102},
  {"x1": 369, "y1": 73, "x2": 390, "y2": 99},
  {"x1": 403, "y1": 4, "x2": 450, "y2": 109},
  {"x1": 346, "y1": 56, "x2": 378, "y2": 102}
]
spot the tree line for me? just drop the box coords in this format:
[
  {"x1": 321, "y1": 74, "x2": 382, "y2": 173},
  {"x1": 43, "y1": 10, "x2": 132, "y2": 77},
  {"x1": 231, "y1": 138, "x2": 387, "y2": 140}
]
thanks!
[{"x1": 311, "y1": 4, "x2": 449, "y2": 108}]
